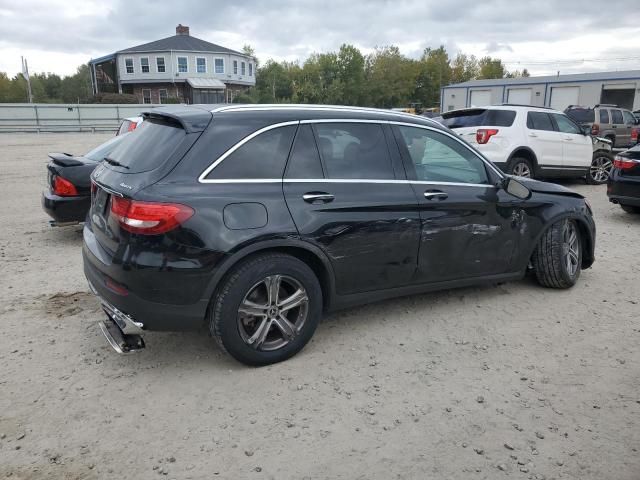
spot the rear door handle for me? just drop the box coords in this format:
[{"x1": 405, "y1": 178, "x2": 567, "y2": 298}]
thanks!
[
  {"x1": 529, "y1": 132, "x2": 538, "y2": 137},
  {"x1": 303, "y1": 192, "x2": 334, "y2": 204},
  {"x1": 564, "y1": 136, "x2": 574, "y2": 141},
  {"x1": 423, "y1": 191, "x2": 448, "y2": 200}
]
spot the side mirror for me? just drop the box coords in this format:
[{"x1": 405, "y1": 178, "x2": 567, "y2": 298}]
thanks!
[{"x1": 504, "y1": 177, "x2": 531, "y2": 200}]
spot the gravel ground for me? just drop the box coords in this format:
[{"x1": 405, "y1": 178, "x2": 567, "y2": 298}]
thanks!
[{"x1": 0, "y1": 133, "x2": 639, "y2": 480}]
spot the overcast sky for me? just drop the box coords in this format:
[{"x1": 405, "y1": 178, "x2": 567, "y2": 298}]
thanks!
[{"x1": 1, "y1": 0, "x2": 640, "y2": 78}]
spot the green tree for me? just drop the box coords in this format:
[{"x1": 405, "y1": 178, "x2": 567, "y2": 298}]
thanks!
[
  {"x1": 450, "y1": 53, "x2": 478, "y2": 84},
  {"x1": 364, "y1": 46, "x2": 417, "y2": 108},
  {"x1": 413, "y1": 46, "x2": 451, "y2": 109},
  {"x1": 336, "y1": 44, "x2": 365, "y2": 105},
  {"x1": 478, "y1": 56, "x2": 507, "y2": 79}
]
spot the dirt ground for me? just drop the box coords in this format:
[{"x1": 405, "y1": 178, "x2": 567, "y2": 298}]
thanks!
[{"x1": 0, "y1": 133, "x2": 638, "y2": 480}]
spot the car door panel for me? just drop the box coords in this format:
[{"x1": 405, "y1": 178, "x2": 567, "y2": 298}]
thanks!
[
  {"x1": 551, "y1": 113, "x2": 592, "y2": 170},
  {"x1": 526, "y1": 112, "x2": 563, "y2": 167},
  {"x1": 393, "y1": 125, "x2": 520, "y2": 284},
  {"x1": 282, "y1": 123, "x2": 421, "y2": 295}
]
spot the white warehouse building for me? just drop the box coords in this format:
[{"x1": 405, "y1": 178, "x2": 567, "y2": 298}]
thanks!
[{"x1": 440, "y1": 70, "x2": 640, "y2": 112}]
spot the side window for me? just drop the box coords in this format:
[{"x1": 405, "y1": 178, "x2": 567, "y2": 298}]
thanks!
[
  {"x1": 623, "y1": 111, "x2": 636, "y2": 125},
  {"x1": 314, "y1": 123, "x2": 395, "y2": 180},
  {"x1": 611, "y1": 109, "x2": 624, "y2": 124},
  {"x1": 599, "y1": 109, "x2": 610, "y2": 124},
  {"x1": 206, "y1": 125, "x2": 296, "y2": 180},
  {"x1": 552, "y1": 114, "x2": 581, "y2": 134},
  {"x1": 527, "y1": 112, "x2": 555, "y2": 131},
  {"x1": 285, "y1": 125, "x2": 323, "y2": 179},
  {"x1": 398, "y1": 126, "x2": 489, "y2": 185}
]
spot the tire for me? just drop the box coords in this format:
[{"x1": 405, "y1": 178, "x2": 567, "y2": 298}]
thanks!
[
  {"x1": 586, "y1": 150, "x2": 614, "y2": 185},
  {"x1": 210, "y1": 253, "x2": 322, "y2": 366},
  {"x1": 621, "y1": 204, "x2": 640, "y2": 214},
  {"x1": 532, "y1": 219, "x2": 582, "y2": 289},
  {"x1": 507, "y1": 157, "x2": 535, "y2": 179}
]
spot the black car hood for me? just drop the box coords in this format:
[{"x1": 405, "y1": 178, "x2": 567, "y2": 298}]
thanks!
[{"x1": 510, "y1": 176, "x2": 584, "y2": 199}]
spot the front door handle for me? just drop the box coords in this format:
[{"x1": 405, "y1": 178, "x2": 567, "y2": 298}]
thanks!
[
  {"x1": 303, "y1": 192, "x2": 334, "y2": 204},
  {"x1": 423, "y1": 191, "x2": 448, "y2": 200},
  {"x1": 529, "y1": 132, "x2": 538, "y2": 137}
]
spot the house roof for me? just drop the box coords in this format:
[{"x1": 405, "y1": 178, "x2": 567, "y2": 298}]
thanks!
[
  {"x1": 444, "y1": 70, "x2": 640, "y2": 88},
  {"x1": 117, "y1": 34, "x2": 245, "y2": 56}
]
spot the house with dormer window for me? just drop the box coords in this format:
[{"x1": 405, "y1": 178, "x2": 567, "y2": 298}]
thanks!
[{"x1": 89, "y1": 25, "x2": 256, "y2": 104}]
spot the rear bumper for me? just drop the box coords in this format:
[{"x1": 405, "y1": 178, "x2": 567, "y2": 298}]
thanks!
[
  {"x1": 41, "y1": 190, "x2": 90, "y2": 223},
  {"x1": 82, "y1": 226, "x2": 213, "y2": 331},
  {"x1": 607, "y1": 170, "x2": 640, "y2": 206}
]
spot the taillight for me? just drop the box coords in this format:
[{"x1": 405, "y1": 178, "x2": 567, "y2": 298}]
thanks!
[
  {"x1": 591, "y1": 124, "x2": 600, "y2": 135},
  {"x1": 91, "y1": 180, "x2": 97, "y2": 195},
  {"x1": 632, "y1": 128, "x2": 639, "y2": 142},
  {"x1": 476, "y1": 129, "x2": 499, "y2": 144},
  {"x1": 53, "y1": 175, "x2": 78, "y2": 196},
  {"x1": 127, "y1": 121, "x2": 137, "y2": 132},
  {"x1": 613, "y1": 155, "x2": 640, "y2": 170},
  {"x1": 110, "y1": 197, "x2": 194, "y2": 235}
]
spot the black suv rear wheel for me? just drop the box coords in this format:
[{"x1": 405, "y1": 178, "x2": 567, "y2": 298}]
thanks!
[{"x1": 210, "y1": 253, "x2": 322, "y2": 366}]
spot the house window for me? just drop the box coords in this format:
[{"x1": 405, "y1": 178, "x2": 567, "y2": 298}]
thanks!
[
  {"x1": 142, "y1": 89, "x2": 151, "y2": 104},
  {"x1": 140, "y1": 57, "x2": 150, "y2": 73},
  {"x1": 241, "y1": 62, "x2": 246, "y2": 75},
  {"x1": 177, "y1": 56, "x2": 188, "y2": 73},
  {"x1": 233, "y1": 60, "x2": 238, "y2": 74},
  {"x1": 159, "y1": 89, "x2": 168, "y2": 103},
  {"x1": 156, "y1": 57, "x2": 166, "y2": 73},
  {"x1": 214, "y1": 58, "x2": 224, "y2": 74},
  {"x1": 196, "y1": 57, "x2": 206, "y2": 73},
  {"x1": 125, "y1": 58, "x2": 134, "y2": 74},
  {"x1": 249, "y1": 63, "x2": 253, "y2": 76}
]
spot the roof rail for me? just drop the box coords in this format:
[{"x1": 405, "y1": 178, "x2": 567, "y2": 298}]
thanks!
[
  {"x1": 595, "y1": 103, "x2": 619, "y2": 108},
  {"x1": 500, "y1": 103, "x2": 554, "y2": 110}
]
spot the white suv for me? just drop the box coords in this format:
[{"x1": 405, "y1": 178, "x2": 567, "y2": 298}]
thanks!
[{"x1": 440, "y1": 105, "x2": 599, "y2": 183}]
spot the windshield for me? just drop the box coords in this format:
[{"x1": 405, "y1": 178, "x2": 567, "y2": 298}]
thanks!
[
  {"x1": 105, "y1": 119, "x2": 187, "y2": 173},
  {"x1": 84, "y1": 134, "x2": 129, "y2": 162},
  {"x1": 441, "y1": 109, "x2": 516, "y2": 128},
  {"x1": 565, "y1": 108, "x2": 595, "y2": 123}
]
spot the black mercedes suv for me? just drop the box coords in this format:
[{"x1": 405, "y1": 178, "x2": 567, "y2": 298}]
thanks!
[{"x1": 83, "y1": 104, "x2": 596, "y2": 365}]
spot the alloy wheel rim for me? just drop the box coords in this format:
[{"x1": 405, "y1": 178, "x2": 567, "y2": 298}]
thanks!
[
  {"x1": 237, "y1": 275, "x2": 309, "y2": 351},
  {"x1": 563, "y1": 221, "x2": 580, "y2": 277},
  {"x1": 513, "y1": 163, "x2": 531, "y2": 178},
  {"x1": 590, "y1": 156, "x2": 613, "y2": 183}
]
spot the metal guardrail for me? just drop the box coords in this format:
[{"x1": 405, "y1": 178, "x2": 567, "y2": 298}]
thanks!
[{"x1": 0, "y1": 103, "x2": 158, "y2": 133}]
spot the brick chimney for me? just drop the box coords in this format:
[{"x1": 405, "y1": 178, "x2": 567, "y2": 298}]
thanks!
[{"x1": 176, "y1": 24, "x2": 190, "y2": 36}]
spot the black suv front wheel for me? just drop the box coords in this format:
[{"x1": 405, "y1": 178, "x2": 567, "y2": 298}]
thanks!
[
  {"x1": 210, "y1": 253, "x2": 322, "y2": 366},
  {"x1": 532, "y1": 219, "x2": 582, "y2": 289}
]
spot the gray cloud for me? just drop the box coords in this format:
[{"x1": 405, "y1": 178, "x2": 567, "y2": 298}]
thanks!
[{"x1": 0, "y1": 0, "x2": 638, "y2": 73}]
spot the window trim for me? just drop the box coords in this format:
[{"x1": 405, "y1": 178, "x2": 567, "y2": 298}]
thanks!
[
  {"x1": 214, "y1": 57, "x2": 225, "y2": 74},
  {"x1": 198, "y1": 119, "x2": 504, "y2": 184},
  {"x1": 177, "y1": 56, "x2": 188, "y2": 73},
  {"x1": 140, "y1": 57, "x2": 150, "y2": 73},
  {"x1": 249, "y1": 63, "x2": 253, "y2": 76},
  {"x1": 158, "y1": 88, "x2": 168, "y2": 103},
  {"x1": 241, "y1": 61, "x2": 246, "y2": 76},
  {"x1": 233, "y1": 60, "x2": 238, "y2": 74},
  {"x1": 196, "y1": 56, "x2": 207, "y2": 74},
  {"x1": 156, "y1": 56, "x2": 166, "y2": 73},
  {"x1": 124, "y1": 57, "x2": 134, "y2": 74}
]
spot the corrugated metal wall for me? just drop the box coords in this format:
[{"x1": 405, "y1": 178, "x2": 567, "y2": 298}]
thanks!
[{"x1": 0, "y1": 104, "x2": 159, "y2": 132}]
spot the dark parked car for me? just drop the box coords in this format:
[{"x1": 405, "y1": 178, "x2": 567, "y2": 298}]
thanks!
[
  {"x1": 84, "y1": 105, "x2": 596, "y2": 365},
  {"x1": 42, "y1": 134, "x2": 128, "y2": 226},
  {"x1": 607, "y1": 143, "x2": 640, "y2": 214}
]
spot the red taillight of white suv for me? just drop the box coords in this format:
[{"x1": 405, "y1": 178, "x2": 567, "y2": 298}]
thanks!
[
  {"x1": 476, "y1": 129, "x2": 499, "y2": 144},
  {"x1": 631, "y1": 127, "x2": 639, "y2": 143},
  {"x1": 591, "y1": 124, "x2": 600, "y2": 135},
  {"x1": 110, "y1": 197, "x2": 194, "y2": 235}
]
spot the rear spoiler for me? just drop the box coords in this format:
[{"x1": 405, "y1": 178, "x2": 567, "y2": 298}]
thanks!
[
  {"x1": 141, "y1": 106, "x2": 213, "y2": 133},
  {"x1": 48, "y1": 153, "x2": 85, "y2": 167}
]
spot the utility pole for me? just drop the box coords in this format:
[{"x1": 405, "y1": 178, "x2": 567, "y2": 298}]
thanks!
[{"x1": 21, "y1": 56, "x2": 33, "y2": 103}]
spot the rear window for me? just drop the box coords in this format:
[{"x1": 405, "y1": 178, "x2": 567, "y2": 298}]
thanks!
[
  {"x1": 441, "y1": 109, "x2": 516, "y2": 128},
  {"x1": 84, "y1": 134, "x2": 128, "y2": 162},
  {"x1": 106, "y1": 119, "x2": 186, "y2": 173},
  {"x1": 565, "y1": 108, "x2": 594, "y2": 123}
]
